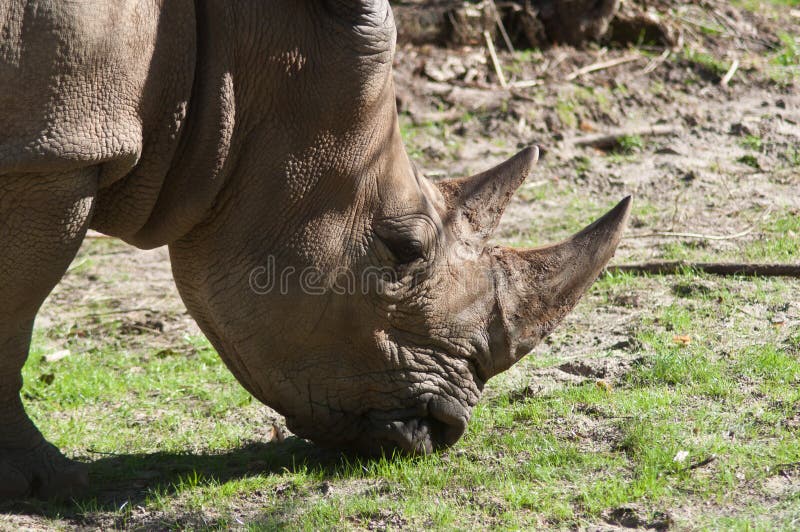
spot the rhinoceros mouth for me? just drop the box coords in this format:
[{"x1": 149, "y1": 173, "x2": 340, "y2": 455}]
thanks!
[{"x1": 363, "y1": 399, "x2": 468, "y2": 455}]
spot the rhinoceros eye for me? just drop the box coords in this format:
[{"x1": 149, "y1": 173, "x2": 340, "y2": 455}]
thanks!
[
  {"x1": 374, "y1": 217, "x2": 436, "y2": 267},
  {"x1": 380, "y1": 234, "x2": 426, "y2": 265}
]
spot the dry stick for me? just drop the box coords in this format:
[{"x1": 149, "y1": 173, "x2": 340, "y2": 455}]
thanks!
[
  {"x1": 565, "y1": 55, "x2": 641, "y2": 81},
  {"x1": 569, "y1": 124, "x2": 680, "y2": 150},
  {"x1": 484, "y1": 30, "x2": 508, "y2": 89},
  {"x1": 607, "y1": 262, "x2": 800, "y2": 278},
  {"x1": 642, "y1": 49, "x2": 671, "y2": 74},
  {"x1": 630, "y1": 206, "x2": 772, "y2": 241},
  {"x1": 490, "y1": 0, "x2": 515, "y2": 54},
  {"x1": 85, "y1": 229, "x2": 112, "y2": 239},
  {"x1": 66, "y1": 258, "x2": 89, "y2": 272},
  {"x1": 80, "y1": 307, "x2": 161, "y2": 318},
  {"x1": 549, "y1": 52, "x2": 569, "y2": 72},
  {"x1": 510, "y1": 79, "x2": 543, "y2": 89},
  {"x1": 627, "y1": 226, "x2": 755, "y2": 241},
  {"x1": 677, "y1": 15, "x2": 728, "y2": 37},
  {"x1": 509, "y1": 89, "x2": 538, "y2": 102},
  {"x1": 720, "y1": 59, "x2": 739, "y2": 86},
  {"x1": 672, "y1": 455, "x2": 716, "y2": 474}
]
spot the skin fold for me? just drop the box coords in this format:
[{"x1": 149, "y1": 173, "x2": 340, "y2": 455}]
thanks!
[{"x1": 0, "y1": 0, "x2": 629, "y2": 499}]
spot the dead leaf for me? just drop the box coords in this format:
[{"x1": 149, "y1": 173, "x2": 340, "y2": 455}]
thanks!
[
  {"x1": 271, "y1": 423, "x2": 285, "y2": 443},
  {"x1": 43, "y1": 349, "x2": 71, "y2": 363},
  {"x1": 596, "y1": 379, "x2": 613, "y2": 392},
  {"x1": 673, "y1": 335, "x2": 692, "y2": 346}
]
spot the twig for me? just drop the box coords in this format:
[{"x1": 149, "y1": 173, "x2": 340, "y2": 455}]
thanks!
[
  {"x1": 490, "y1": 0, "x2": 515, "y2": 54},
  {"x1": 67, "y1": 258, "x2": 89, "y2": 272},
  {"x1": 775, "y1": 462, "x2": 800, "y2": 473},
  {"x1": 84, "y1": 230, "x2": 112, "y2": 239},
  {"x1": 607, "y1": 262, "x2": 800, "y2": 278},
  {"x1": 565, "y1": 55, "x2": 641, "y2": 81},
  {"x1": 80, "y1": 307, "x2": 161, "y2": 318},
  {"x1": 668, "y1": 455, "x2": 717, "y2": 475},
  {"x1": 720, "y1": 59, "x2": 739, "y2": 86},
  {"x1": 677, "y1": 15, "x2": 727, "y2": 37},
  {"x1": 484, "y1": 30, "x2": 508, "y2": 88},
  {"x1": 629, "y1": 206, "x2": 771, "y2": 241},
  {"x1": 627, "y1": 226, "x2": 755, "y2": 241},
  {"x1": 509, "y1": 79, "x2": 542, "y2": 89},
  {"x1": 510, "y1": 89, "x2": 537, "y2": 102},
  {"x1": 86, "y1": 448, "x2": 123, "y2": 456},
  {"x1": 642, "y1": 49, "x2": 671, "y2": 74},
  {"x1": 569, "y1": 124, "x2": 680, "y2": 150},
  {"x1": 548, "y1": 52, "x2": 569, "y2": 73},
  {"x1": 686, "y1": 455, "x2": 717, "y2": 471}
]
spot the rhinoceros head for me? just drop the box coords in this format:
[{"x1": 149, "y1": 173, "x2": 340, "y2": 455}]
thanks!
[{"x1": 168, "y1": 0, "x2": 630, "y2": 454}]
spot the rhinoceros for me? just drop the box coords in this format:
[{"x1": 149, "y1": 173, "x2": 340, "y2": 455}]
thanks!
[{"x1": 0, "y1": 0, "x2": 630, "y2": 499}]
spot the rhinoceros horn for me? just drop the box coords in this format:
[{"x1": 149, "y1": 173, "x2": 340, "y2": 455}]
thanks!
[{"x1": 437, "y1": 147, "x2": 631, "y2": 376}]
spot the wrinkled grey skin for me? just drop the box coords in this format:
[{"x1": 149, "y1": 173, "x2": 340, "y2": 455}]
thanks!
[{"x1": 0, "y1": 0, "x2": 630, "y2": 499}]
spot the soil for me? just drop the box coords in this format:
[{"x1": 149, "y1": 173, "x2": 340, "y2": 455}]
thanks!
[
  {"x1": 3, "y1": 0, "x2": 799, "y2": 529},
  {"x1": 392, "y1": 22, "x2": 800, "y2": 264}
]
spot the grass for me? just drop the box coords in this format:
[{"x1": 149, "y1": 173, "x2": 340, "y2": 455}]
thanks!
[
  {"x1": 733, "y1": 0, "x2": 800, "y2": 11},
  {"x1": 5, "y1": 209, "x2": 797, "y2": 530},
  {"x1": 555, "y1": 98, "x2": 578, "y2": 130},
  {"x1": 740, "y1": 135, "x2": 764, "y2": 152},
  {"x1": 773, "y1": 32, "x2": 800, "y2": 68},
  {"x1": 743, "y1": 211, "x2": 800, "y2": 261},
  {"x1": 657, "y1": 208, "x2": 800, "y2": 263},
  {"x1": 768, "y1": 32, "x2": 800, "y2": 83},
  {"x1": 4, "y1": 1, "x2": 800, "y2": 527},
  {"x1": 738, "y1": 153, "x2": 761, "y2": 169},
  {"x1": 681, "y1": 47, "x2": 731, "y2": 78},
  {"x1": 11, "y1": 268, "x2": 800, "y2": 529}
]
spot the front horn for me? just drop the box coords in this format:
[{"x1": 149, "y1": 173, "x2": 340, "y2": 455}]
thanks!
[{"x1": 487, "y1": 196, "x2": 632, "y2": 374}]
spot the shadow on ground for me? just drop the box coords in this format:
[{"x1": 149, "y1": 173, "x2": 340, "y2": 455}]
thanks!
[{"x1": 0, "y1": 437, "x2": 375, "y2": 525}]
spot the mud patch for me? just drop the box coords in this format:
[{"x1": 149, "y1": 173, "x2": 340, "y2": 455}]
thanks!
[
  {"x1": 764, "y1": 464, "x2": 800, "y2": 499},
  {"x1": 602, "y1": 504, "x2": 673, "y2": 530},
  {"x1": 559, "y1": 356, "x2": 640, "y2": 381}
]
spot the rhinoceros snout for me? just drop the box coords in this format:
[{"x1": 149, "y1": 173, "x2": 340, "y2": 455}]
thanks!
[{"x1": 361, "y1": 399, "x2": 468, "y2": 455}]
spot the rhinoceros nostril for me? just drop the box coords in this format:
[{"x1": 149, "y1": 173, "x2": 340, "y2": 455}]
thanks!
[{"x1": 427, "y1": 400, "x2": 468, "y2": 448}]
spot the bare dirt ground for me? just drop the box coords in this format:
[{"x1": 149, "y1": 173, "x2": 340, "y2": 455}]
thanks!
[
  {"x1": 2, "y1": 0, "x2": 799, "y2": 529},
  {"x1": 40, "y1": 0, "x2": 800, "y2": 372}
]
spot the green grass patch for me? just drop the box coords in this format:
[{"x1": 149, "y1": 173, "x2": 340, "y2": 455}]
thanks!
[
  {"x1": 682, "y1": 48, "x2": 731, "y2": 78},
  {"x1": 737, "y1": 154, "x2": 761, "y2": 169},
  {"x1": 740, "y1": 135, "x2": 764, "y2": 152},
  {"x1": 10, "y1": 269, "x2": 800, "y2": 529},
  {"x1": 744, "y1": 211, "x2": 800, "y2": 261}
]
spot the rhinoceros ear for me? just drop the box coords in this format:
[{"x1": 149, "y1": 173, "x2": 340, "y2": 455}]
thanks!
[{"x1": 437, "y1": 147, "x2": 539, "y2": 242}]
